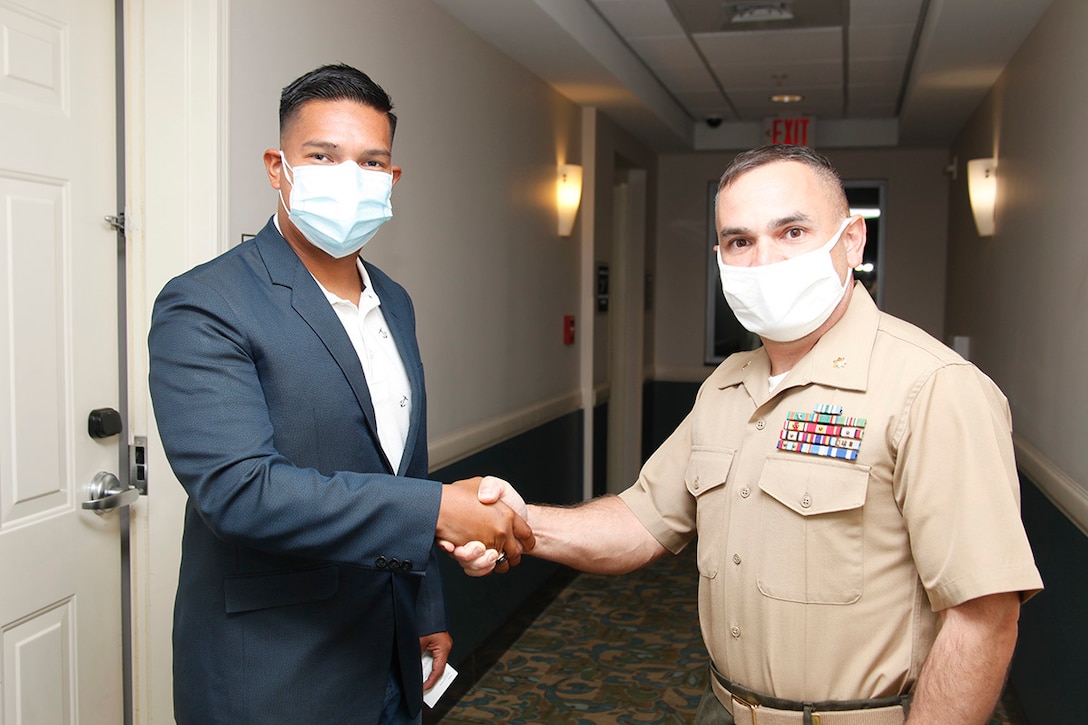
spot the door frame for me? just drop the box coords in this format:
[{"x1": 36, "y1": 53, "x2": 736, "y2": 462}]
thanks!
[
  {"x1": 605, "y1": 167, "x2": 647, "y2": 495},
  {"x1": 122, "y1": 0, "x2": 228, "y2": 721}
]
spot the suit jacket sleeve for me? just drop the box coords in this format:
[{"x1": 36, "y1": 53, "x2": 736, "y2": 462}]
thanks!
[
  {"x1": 148, "y1": 266, "x2": 443, "y2": 573},
  {"x1": 416, "y1": 546, "x2": 448, "y2": 635}
]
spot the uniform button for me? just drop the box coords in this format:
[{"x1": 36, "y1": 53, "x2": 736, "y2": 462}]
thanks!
[
  {"x1": 730, "y1": 626, "x2": 741, "y2": 638},
  {"x1": 375, "y1": 556, "x2": 388, "y2": 568},
  {"x1": 801, "y1": 494, "x2": 812, "y2": 508},
  {"x1": 755, "y1": 419, "x2": 766, "y2": 430},
  {"x1": 732, "y1": 553, "x2": 742, "y2": 565},
  {"x1": 740, "y1": 486, "x2": 751, "y2": 498},
  {"x1": 401, "y1": 560, "x2": 413, "y2": 571},
  {"x1": 693, "y1": 475, "x2": 700, "y2": 491},
  {"x1": 389, "y1": 558, "x2": 400, "y2": 570}
]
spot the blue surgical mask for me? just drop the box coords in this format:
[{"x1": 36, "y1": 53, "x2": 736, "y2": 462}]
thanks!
[{"x1": 279, "y1": 152, "x2": 393, "y2": 258}]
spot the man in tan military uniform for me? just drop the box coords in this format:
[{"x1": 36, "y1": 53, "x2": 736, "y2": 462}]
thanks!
[{"x1": 451, "y1": 145, "x2": 1042, "y2": 725}]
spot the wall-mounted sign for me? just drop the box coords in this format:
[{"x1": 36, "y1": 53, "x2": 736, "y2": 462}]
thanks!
[
  {"x1": 765, "y1": 116, "x2": 814, "y2": 147},
  {"x1": 596, "y1": 263, "x2": 609, "y2": 312}
]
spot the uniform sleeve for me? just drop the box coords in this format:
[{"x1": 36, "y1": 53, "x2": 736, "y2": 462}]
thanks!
[
  {"x1": 620, "y1": 410, "x2": 699, "y2": 554},
  {"x1": 895, "y1": 363, "x2": 1043, "y2": 611},
  {"x1": 148, "y1": 274, "x2": 443, "y2": 570}
]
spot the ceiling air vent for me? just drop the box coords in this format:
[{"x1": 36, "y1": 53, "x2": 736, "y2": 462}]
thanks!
[{"x1": 728, "y1": 2, "x2": 794, "y2": 24}]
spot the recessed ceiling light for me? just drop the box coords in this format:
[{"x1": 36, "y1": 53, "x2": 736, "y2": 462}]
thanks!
[{"x1": 770, "y1": 93, "x2": 803, "y2": 104}]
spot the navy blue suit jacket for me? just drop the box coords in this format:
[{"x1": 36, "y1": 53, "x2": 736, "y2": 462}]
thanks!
[{"x1": 149, "y1": 219, "x2": 445, "y2": 724}]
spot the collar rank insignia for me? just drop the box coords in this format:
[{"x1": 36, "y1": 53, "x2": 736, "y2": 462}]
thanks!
[{"x1": 776, "y1": 403, "x2": 866, "y2": 461}]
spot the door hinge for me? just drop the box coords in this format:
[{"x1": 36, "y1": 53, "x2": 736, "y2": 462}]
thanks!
[
  {"x1": 105, "y1": 212, "x2": 126, "y2": 234},
  {"x1": 130, "y1": 435, "x2": 148, "y2": 495}
]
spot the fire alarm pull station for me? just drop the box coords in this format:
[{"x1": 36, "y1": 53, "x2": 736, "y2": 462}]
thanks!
[{"x1": 563, "y1": 315, "x2": 575, "y2": 345}]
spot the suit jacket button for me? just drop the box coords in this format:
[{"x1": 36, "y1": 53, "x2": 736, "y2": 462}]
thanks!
[
  {"x1": 375, "y1": 556, "x2": 388, "y2": 568},
  {"x1": 401, "y1": 560, "x2": 413, "y2": 571},
  {"x1": 389, "y1": 558, "x2": 400, "y2": 570}
]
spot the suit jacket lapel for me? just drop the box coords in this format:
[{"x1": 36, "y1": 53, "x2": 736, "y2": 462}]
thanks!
[{"x1": 255, "y1": 220, "x2": 384, "y2": 464}]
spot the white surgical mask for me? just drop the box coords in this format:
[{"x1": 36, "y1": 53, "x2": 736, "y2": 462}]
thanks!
[
  {"x1": 279, "y1": 152, "x2": 393, "y2": 258},
  {"x1": 717, "y1": 217, "x2": 853, "y2": 343}
]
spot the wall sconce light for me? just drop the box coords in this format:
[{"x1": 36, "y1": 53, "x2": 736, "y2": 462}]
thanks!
[
  {"x1": 967, "y1": 158, "x2": 997, "y2": 237},
  {"x1": 557, "y1": 164, "x2": 583, "y2": 237}
]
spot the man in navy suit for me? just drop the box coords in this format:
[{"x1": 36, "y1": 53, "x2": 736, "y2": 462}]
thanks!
[{"x1": 148, "y1": 64, "x2": 532, "y2": 725}]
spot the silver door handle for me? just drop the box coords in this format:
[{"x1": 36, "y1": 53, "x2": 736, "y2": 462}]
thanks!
[{"x1": 83, "y1": 471, "x2": 139, "y2": 511}]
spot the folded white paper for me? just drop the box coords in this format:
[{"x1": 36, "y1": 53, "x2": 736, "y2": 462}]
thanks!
[{"x1": 421, "y1": 652, "x2": 458, "y2": 708}]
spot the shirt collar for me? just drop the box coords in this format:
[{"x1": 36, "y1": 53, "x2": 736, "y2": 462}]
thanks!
[
  {"x1": 712, "y1": 282, "x2": 878, "y2": 400},
  {"x1": 272, "y1": 215, "x2": 377, "y2": 308}
]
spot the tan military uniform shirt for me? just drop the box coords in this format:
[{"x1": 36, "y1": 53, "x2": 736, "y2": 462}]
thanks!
[{"x1": 620, "y1": 284, "x2": 1042, "y2": 704}]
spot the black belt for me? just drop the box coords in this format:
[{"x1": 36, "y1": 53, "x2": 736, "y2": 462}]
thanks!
[{"x1": 710, "y1": 662, "x2": 913, "y2": 720}]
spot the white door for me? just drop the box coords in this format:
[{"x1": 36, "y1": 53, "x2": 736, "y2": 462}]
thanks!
[{"x1": 0, "y1": 0, "x2": 126, "y2": 722}]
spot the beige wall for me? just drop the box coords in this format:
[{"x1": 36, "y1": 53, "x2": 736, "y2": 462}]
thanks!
[
  {"x1": 228, "y1": 0, "x2": 585, "y2": 464},
  {"x1": 653, "y1": 148, "x2": 950, "y2": 380},
  {"x1": 947, "y1": 0, "x2": 1088, "y2": 528}
]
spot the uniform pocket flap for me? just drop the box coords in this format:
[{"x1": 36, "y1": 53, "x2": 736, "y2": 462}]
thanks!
[
  {"x1": 224, "y1": 565, "x2": 339, "y2": 614},
  {"x1": 758, "y1": 456, "x2": 869, "y2": 516},
  {"x1": 684, "y1": 447, "x2": 736, "y2": 498}
]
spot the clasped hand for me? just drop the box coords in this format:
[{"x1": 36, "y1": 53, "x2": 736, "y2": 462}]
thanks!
[{"x1": 436, "y1": 476, "x2": 533, "y2": 573}]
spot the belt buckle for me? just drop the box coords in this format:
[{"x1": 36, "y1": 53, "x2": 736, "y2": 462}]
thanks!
[
  {"x1": 731, "y1": 692, "x2": 759, "y2": 724},
  {"x1": 812, "y1": 715, "x2": 821, "y2": 725}
]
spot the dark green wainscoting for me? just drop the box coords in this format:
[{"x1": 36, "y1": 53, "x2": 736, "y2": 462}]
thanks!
[
  {"x1": 1009, "y1": 476, "x2": 1088, "y2": 725},
  {"x1": 642, "y1": 380, "x2": 701, "y2": 460}
]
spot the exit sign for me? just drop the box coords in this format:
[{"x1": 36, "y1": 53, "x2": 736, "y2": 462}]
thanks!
[{"x1": 765, "y1": 117, "x2": 814, "y2": 146}]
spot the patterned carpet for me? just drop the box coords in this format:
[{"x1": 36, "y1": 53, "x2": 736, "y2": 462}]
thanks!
[{"x1": 434, "y1": 545, "x2": 1029, "y2": 724}]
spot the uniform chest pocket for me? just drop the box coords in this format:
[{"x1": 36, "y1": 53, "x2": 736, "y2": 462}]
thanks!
[
  {"x1": 684, "y1": 447, "x2": 735, "y2": 579},
  {"x1": 755, "y1": 455, "x2": 870, "y2": 604}
]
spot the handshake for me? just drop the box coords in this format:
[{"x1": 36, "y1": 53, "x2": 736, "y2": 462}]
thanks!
[{"x1": 435, "y1": 476, "x2": 530, "y2": 576}]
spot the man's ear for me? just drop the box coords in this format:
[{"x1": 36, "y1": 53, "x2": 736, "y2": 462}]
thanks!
[
  {"x1": 264, "y1": 148, "x2": 285, "y2": 191},
  {"x1": 843, "y1": 216, "x2": 867, "y2": 269}
]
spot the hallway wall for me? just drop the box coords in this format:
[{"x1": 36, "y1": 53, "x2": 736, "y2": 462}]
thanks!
[
  {"x1": 947, "y1": 0, "x2": 1088, "y2": 527},
  {"x1": 947, "y1": 2, "x2": 1088, "y2": 720}
]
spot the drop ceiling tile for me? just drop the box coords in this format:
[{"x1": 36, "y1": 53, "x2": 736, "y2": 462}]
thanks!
[
  {"x1": 653, "y1": 63, "x2": 720, "y2": 92},
  {"x1": 696, "y1": 27, "x2": 843, "y2": 66},
  {"x1": 849, "y1": 24, "x2": 915, "y2": 59},
  {"x1": 714, "y1": 60, "x2": 841, "y2": 89},
  {"x1": 849, "y1": 0, "x2": 924, "y2": 28}
]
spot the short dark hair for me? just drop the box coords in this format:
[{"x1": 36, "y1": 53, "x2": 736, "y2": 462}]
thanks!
[
  {"x1": 279, "y1": 63, "x2": 397, "y2": 141},
  {"x1": 716, "y1": 144, "x2": 848, "y2": 216}
]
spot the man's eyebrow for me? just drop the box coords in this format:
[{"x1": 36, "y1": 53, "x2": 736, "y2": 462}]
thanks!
[
  {"x1": 718, "y1": 225, "x2": 753, "y2": 239},
  {"x1": 769, "y1": 212, "x2": 815, "y2": 228},
  {"x1": 300, "y1": 140, "x2": 339, "y2": 151},
  {"x1": 718, "y1": 213, "x2": 815, "y2": 239},
  {"x1": 300, "y1": 140, "x2": 392, "y2": 158}
]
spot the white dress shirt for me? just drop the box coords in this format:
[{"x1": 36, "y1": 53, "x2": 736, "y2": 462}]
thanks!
[{"x1": 314, "y1": 260, "x2": 413, "y2": 473}]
